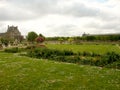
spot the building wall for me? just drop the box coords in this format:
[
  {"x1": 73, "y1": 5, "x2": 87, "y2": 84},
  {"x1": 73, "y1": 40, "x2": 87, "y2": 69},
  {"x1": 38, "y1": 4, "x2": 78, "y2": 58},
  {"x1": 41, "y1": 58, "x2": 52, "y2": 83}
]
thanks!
[{"x1": 0, "y1": 25, "x2": 22, "y2": 41}]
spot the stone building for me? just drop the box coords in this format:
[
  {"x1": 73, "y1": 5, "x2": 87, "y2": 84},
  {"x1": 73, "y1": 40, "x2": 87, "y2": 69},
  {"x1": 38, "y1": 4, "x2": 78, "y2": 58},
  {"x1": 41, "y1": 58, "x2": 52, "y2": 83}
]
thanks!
[{"x1": 0, "y1": 25, "x2": 23, "y2": 42}]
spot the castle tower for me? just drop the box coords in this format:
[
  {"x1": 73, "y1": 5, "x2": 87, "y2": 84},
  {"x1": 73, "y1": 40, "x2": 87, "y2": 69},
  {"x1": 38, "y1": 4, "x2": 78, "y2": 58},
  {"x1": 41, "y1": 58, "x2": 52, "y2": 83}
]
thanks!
[{"x1": 5, "y1": 25, "x2": 22, "y2": 41}]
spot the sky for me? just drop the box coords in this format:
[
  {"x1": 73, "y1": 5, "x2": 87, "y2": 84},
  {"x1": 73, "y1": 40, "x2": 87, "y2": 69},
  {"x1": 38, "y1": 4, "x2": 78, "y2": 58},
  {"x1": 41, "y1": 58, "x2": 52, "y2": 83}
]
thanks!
[{"x1": 0, "y1": 0, "x2": 120, "y2": 37}]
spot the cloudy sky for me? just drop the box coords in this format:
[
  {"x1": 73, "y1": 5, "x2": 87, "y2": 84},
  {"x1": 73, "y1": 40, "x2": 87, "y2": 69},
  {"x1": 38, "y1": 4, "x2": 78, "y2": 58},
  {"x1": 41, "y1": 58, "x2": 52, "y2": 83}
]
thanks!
[{"x1": 0, "y1": 0, "x2": 120, "y2": 37}]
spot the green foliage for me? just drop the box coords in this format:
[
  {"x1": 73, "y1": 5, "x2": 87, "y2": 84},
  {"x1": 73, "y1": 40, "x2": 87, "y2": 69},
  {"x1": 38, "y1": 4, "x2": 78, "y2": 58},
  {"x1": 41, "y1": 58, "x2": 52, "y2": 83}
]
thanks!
[
  {"x1": 99, "y1": 52, "x2": 120, "y2": 66},
  {"x1": 4, "y1": 47, "x2": 25, "y2": 53},
  {"x1": 4, "y1": 47, "x2": 19, "y2": 53},
  {"x1": 68, "y1": 37, "x2": 74, "y2": 44},
  {"x1": 83, "y1": 51, "x2": 92, "y2": 56},
  {"x1": 3, "y1": 44, "x2": 120, "y2": 69},
  {"x1": 27, "y1": 31, "x2": 38, "y2": 43},
  {"x1": 46, "y1": 34, "x2": 120, "y2": 42},
  {"x1": 58, "y1": 38, "x2": 64, "y2": 44},
  {"x1": 46, "y1": 36, "x2": 69, "y2": 41},
  {"x1": 27, "y1": 48, "x2": 75, "y2": 59},
  {"x1": 0, "y1": 38, "x2": 9, "y2": 46},
  {"x1": 52, "y1": 56, "x2": 80, "y2": 63},
  {"x1": 26, "y1": 46, "x2": 120, "y2": 69}
]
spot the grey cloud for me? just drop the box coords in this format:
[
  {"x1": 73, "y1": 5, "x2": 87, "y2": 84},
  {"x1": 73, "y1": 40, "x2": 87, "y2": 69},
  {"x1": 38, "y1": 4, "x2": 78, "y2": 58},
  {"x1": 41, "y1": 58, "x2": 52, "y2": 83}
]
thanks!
[
  {"x1": 59, "y1": 3, "x2": 100, "y2": 17},
  {"x1": 0, "y1": 0, "x2": 120, "y2": 35},
  {"x1": 8, "y1": 0, "x2": 59, "y2": 15},
  {"x1": 49, "y1": 25, "x2": 79, "y2": 36},
  {"x1": 0, "y1": 8, "x2": 37, "y2": 21},
  {"x1": 86, "y1": 21, "x2": 120, "y2": 32},
  {"x1": 98, "y1": 11, "x2": 120, "y2": 21},
  {"x1": 0, "y1": 0, "x2": 101, "y2": 21},
  {"x1": 0, "y1": 0, "x2": 119, "y2": 21},
  {"x1": 0, "y1": 0, "x2": 58, "y2": 21},
  {"x1": 3, "y1": 0, "x2": 115, "y2": 24}
]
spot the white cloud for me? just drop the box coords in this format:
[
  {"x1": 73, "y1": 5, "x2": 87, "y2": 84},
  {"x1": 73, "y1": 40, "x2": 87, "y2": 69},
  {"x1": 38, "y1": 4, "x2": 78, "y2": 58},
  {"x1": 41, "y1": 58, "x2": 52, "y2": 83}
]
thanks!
[{"x1": 0, "y1": 0, "x2": 120, "y2": 37}]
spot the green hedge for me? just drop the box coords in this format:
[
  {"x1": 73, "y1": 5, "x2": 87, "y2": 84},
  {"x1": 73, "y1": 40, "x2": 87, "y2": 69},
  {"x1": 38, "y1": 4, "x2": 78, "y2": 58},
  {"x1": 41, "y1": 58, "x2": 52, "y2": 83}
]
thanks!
[
  {"x1": 5, "y1": 46, "x2": 120, "y2": 69},
  {"x1": 27, "y1": 48, "x2": 75, "y2": 58},
  {"x1": 26, "y1": 48, "x2": 120, "y2": 69},
  {"x1": 4, "y1": 47, "x2": 26, "y2": 53},
  {"x1": 4, "y1": 47, "x2": 19, "y2": 53}
]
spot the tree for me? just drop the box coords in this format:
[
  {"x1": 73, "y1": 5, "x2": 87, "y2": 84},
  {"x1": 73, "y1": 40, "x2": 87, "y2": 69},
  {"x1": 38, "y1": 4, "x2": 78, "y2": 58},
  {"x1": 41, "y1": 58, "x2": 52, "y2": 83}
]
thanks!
[
  {"x1": 68, "y1": 37, "x2": 74, "y2": 44},
  {"x1": 58, "y1": 38, "x2": 64, "y2": 44},
  {"x1": 35, "y1": 35, "x2": 45, "y2": 43},
  {"x1": 27, "y1": 31, "x2": 38, "y2": 43},
  {"x1": 0, "y1": 38, "x2": 9, "y2": 47},
  {"x1": 86, "y1": 36, "x2": 96, "y2": 41}
]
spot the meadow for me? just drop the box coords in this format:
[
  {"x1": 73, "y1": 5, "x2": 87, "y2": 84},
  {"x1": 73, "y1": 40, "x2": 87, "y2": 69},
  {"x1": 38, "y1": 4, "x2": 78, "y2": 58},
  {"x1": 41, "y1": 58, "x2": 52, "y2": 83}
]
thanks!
[
  {"x1": 0, "y1": 44, "x2": 120, "y2": 90},
  {"x1": 47, "y1": 44, "x2": 120, "y2": 54},
  {"x1": 0, "y1": 52, "x2": 120, "y2": 90}
]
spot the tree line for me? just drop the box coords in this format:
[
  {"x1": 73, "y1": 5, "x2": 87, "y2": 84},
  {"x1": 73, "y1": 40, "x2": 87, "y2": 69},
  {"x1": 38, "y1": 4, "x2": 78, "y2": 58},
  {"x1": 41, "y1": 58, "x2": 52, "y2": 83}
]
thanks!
[{"x1": 46, "y1": 34, "x2": 120, "y2": 42}]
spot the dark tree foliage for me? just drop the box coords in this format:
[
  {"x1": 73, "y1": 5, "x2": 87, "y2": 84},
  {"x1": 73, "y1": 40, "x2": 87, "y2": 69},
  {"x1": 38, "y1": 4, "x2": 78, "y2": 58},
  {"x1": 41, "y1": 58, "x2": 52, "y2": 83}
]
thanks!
[
  {"x1": 0, "y1": 38, "x2": 9, "y2": 46},
  {"x1": 46, "y1": 34, "x2": 120, "y2": 42},
  {"x1": 27, "y1": 31, "x2": 38, "y2": 43}
]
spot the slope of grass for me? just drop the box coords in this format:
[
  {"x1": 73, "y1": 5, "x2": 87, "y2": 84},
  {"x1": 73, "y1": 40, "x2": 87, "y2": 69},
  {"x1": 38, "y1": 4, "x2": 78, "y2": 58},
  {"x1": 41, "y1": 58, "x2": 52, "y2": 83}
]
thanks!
[
  {"x1": 47, "y1": 44, "x2": 120, "y2": 54},
  {"x1": 0, "y1": 52, "x2": 120, "y2": 90}
]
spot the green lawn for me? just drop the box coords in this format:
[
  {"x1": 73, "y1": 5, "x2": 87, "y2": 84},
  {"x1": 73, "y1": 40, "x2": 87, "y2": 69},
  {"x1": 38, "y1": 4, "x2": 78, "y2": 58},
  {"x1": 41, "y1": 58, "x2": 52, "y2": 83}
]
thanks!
[
  {"x1": 0, "y1": 52, "x2": 120, "y2": 90},
  {"x1": 47, "y1": 44, "x2": 120, "y2": 54}
]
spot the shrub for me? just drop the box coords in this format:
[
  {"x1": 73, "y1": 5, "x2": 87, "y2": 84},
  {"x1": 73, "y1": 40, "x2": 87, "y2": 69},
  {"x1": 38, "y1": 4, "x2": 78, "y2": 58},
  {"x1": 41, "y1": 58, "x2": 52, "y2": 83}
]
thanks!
[
  {"x1": 80, "y1": 58, "x2": 92, "y2": 65},
  {"x1": 95, "y1": 52, "x2": 120, "y2": 67},
  {"x1": 27, "y1": 48, "x2": 75, "y2": 59},
  {"x1": 63, "y1": 50, "x2": 74, "y2": 56},
  {"x1": 26, "y1": 48, "x2": 120, "y2": 69},
  {"x1": 105, "y1": 61, "x2": 120, "y2": 69},
  {"x1": 35, "y1": 36, "x2": 45, "y2": 43},
  {"x1": 4, "y1": 47, "x2": 19, "y2": 53},
  {"x1": 83, "y1": 51, "x2": 92, "y2": 56},
  {"x1": 91, "y1": 52, "x2": 101, "y2": 57}
]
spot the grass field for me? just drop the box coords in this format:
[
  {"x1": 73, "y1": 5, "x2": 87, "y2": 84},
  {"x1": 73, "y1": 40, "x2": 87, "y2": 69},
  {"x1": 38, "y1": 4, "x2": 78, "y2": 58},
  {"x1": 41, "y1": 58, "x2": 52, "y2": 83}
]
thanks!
[
  {"x1": 0, "y1": 52, "x2": 120, "y2": 90},
  {"x1": 47, "y1": 44, "x2": 120, "y2": 54}
]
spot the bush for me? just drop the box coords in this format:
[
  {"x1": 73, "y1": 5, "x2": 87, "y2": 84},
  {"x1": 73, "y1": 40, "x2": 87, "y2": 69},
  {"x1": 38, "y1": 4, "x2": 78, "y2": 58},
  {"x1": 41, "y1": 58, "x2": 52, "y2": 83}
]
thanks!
[
  {"x1": 94, "y1": 52, "x2": 120, "y2": 67},
  {"x1": 63, "y1": 50, "x2": 74, "y2": 56},
  {"x1": 82, "y1": 51, "x2": 92, "y2": 56},
  {"x1": 77, "y1": 52, "x2": 82, "y2": 56},
  {"x1": 27, "y1": 48, "x2": 75, "y2": 58},
  {"x1": 105, "y1": 61, "x2": 120, "y2": 69},
  {"x1": 26, "y1": 48, "x2": 120, "y2": 69},
  {"x1": 80, "y1": 58, "x2": 92, "y2": 65},
  {"x1": 4, "y1": 47, "x2": 19, "y2": 53}
]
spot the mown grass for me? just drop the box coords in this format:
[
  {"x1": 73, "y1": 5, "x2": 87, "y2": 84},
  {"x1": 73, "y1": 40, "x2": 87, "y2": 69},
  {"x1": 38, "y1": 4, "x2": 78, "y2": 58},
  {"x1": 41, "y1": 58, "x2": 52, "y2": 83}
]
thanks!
[
  {"x1": 0, "y1": 52, "x2": 120, "y2": 90},
  {"x1": 47, "y1": 44, "x2": 120, "y2": 54}
]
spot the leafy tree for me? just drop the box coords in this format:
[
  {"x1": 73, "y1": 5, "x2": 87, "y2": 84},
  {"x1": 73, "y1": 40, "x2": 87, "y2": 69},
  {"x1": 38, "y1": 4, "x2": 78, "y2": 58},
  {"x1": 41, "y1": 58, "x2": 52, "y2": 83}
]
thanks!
[
  {"x1": 35, "y1": 34, "x2": 45, "y2": 43},
  {"x1": 86, "y1": 36, "x2": 96, "y2": 41},
  {"x1": 39, "y1": 34, "x2": 44, "y2": 37},
  {"x1": 58, "y1": 38, "x2": 64, "y2": 44},
  {"x1": 0, "y1": 38, "x2": 9, "y2": 47},
  {"x1": 68, "y1": 37, "x2": 74, "y2": 44},
  {"x1": 27, "y1": 31, "x2": 38, "y2": 43}
]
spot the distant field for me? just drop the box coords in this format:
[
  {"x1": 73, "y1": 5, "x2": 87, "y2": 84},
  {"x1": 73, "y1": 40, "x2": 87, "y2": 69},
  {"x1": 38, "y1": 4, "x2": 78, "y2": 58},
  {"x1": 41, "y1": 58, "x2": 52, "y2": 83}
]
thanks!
[
  {"x1": 0, "y1": 52, "x2": 120, "y2": 90},
  {"x1": 47, "y1": 44, "x2": 120, "y2": 54}
]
